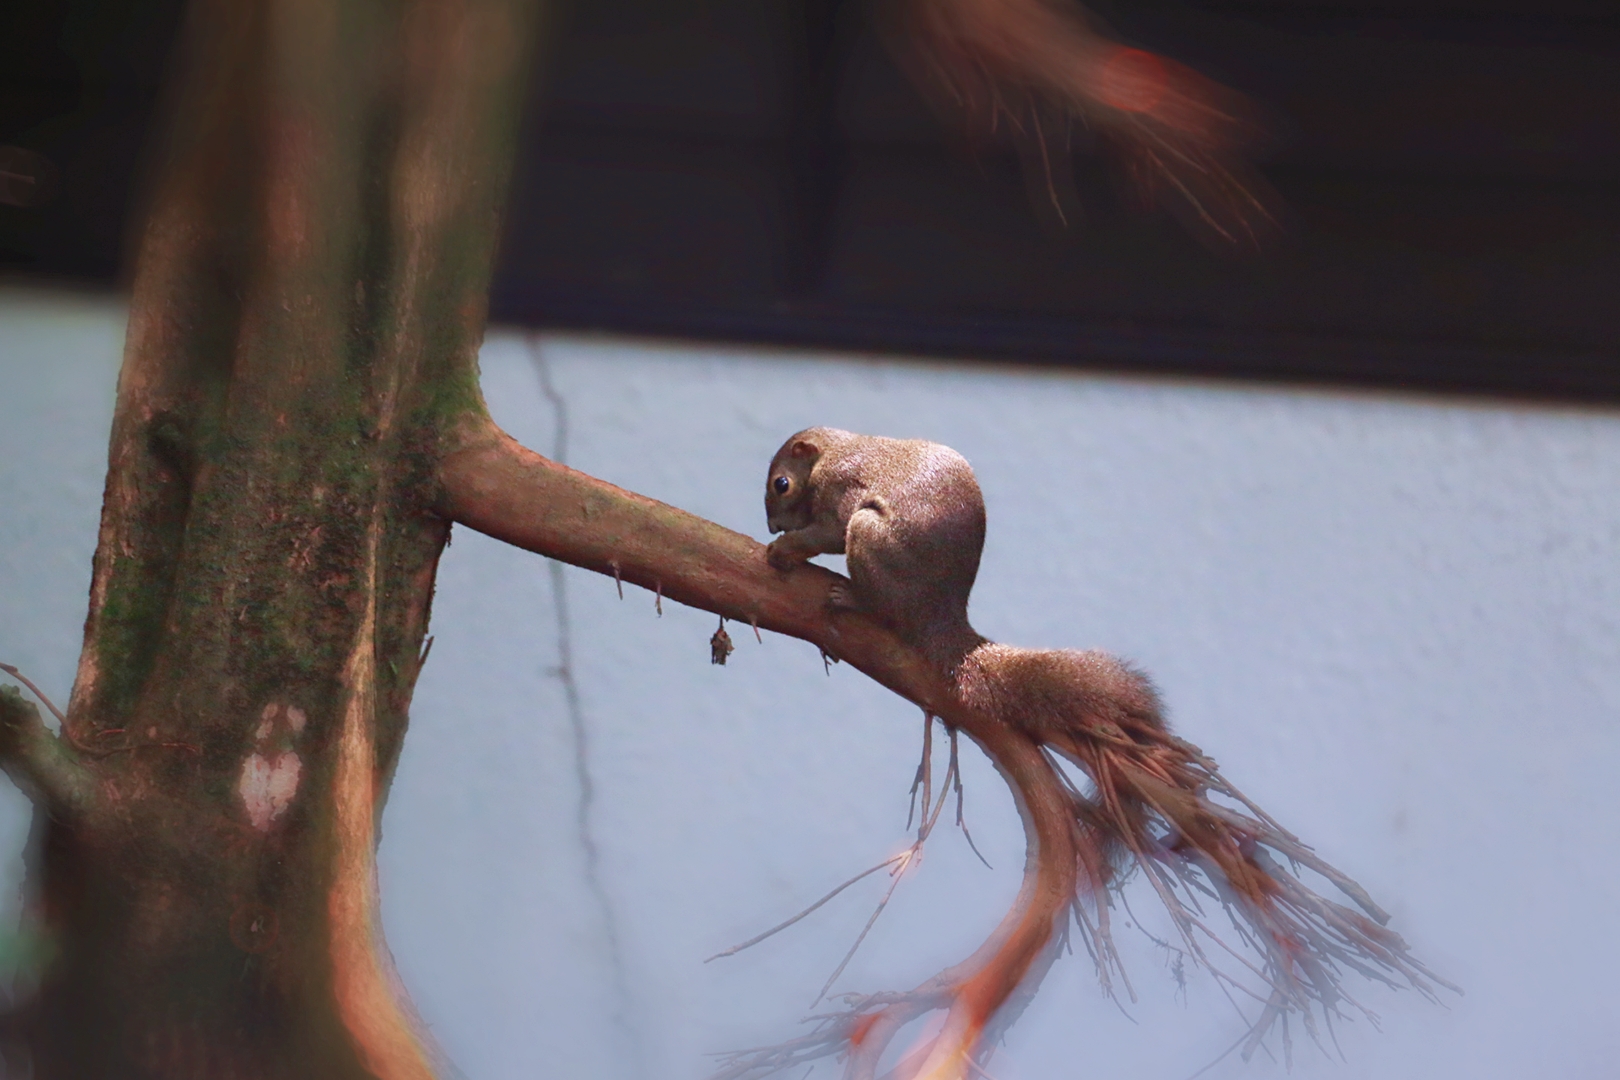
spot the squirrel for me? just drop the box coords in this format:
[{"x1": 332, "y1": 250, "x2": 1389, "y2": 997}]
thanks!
[
  {"x1": 758, "y1": 430, "x2": 1432, "y2": 1061},
  {"x1": 763, "y1": 426, "x2": 1167, "y2": 749},
  {"x1": 764, "y1": 427, "x2": 985, "y2": 666}
]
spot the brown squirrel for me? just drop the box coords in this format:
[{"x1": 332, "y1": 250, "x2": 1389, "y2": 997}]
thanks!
[
  {"x1": 763, "y1": 427, "x2": 1166, "y2": 746},
  {"x1": 757, "y1": 429, "x2": 1442, "y2": 1073}
]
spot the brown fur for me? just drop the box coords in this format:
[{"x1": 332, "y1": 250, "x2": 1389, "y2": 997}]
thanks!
[
  {"x1": 764, "y1": 426, "x2": 1170, "y2": 742},
  {"x1": 765, "y1": 427, "x2": 987, "y2": 666}
]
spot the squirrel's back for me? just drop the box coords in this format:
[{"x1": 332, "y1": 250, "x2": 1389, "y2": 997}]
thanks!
[{"x1": 796, "y1": 428, "x2": 986, "y2": 662}]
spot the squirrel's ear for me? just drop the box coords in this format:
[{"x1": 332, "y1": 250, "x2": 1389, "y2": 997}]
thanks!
[{"x1": 789, "y1": 440, "x2": 818, "y2": 459}]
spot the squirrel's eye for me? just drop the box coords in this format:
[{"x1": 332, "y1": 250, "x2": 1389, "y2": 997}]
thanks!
[{"x1": 772, "y1": 476, "x2": 791, "y2": 495}]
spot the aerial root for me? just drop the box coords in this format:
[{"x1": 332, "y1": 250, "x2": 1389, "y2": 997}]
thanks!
[
  {"x1": 713, "y1": 715, "x2": 964, "y2": 1003},
  {"x1": 719, "y1": 741, "x2": 1442, "y2": 1080},
  {"x1": 715, "y1": 725, "x2": 1073, "y2": 1080},
  {"x1": 906, "y1": 711, "x2": 935, "y2": 832},
  {"x1": 717, "y1": 642, "x2": 1450, "y2": 1080},
  {"x1": 1040, "y1": 717, "x2": 1458, "y2": 1064},
  {"x1": 0, "y1": 663, "x2": 68, "y2": 727},
  {"x1": 0, "y1": 662, "x2": 199, "y2": 759},
  {"x1": 706, "y1": 854, "x2": 911, "y2": 965},
  {"x1": 948, "y1": 728, "x2": 992, "y2": 869}
]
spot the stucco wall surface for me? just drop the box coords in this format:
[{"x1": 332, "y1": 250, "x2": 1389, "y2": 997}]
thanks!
[{"x1": 1, "y1": 289, "x2": 1617, "y2": 1079}]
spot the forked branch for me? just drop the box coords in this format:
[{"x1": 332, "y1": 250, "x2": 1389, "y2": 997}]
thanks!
[{"x1": 436, "y1": 422, "x2": 1450, "y2": 1079}]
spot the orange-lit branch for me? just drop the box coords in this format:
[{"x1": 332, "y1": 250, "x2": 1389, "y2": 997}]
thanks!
[{"x1": 888, "y1": 0, "x2": 1277, "y2": 245}]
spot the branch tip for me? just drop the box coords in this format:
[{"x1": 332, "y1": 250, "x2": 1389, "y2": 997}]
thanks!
[{"x1": 0, "y1": 679, "x2": 97, "y2": 816}]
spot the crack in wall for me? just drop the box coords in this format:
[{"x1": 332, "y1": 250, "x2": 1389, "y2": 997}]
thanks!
[{"x1": 529, "y1": 338, "x2": 646, "y2": 1079}]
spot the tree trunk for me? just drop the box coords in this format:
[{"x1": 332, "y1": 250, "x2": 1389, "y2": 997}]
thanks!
[{"x1": 0, "y1": 0, "x2": 537, "y2": 1074}]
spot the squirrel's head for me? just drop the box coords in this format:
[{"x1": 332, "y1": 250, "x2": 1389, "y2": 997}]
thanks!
[{"x1": 764, "y1": 429, "x2": 826, "y2": 533}]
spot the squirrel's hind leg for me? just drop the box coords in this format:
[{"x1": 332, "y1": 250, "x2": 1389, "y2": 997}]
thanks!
[
  {"x1": 843, "y1": 504, "x2": 925, "y2": 623},
  {"x1": 826, "y1": 578, "x2": 862, "y2": 612}
]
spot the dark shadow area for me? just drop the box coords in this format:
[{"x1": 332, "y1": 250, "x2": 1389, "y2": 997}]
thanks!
[{"x1": 5, "y1": 0, "x2": 1620, "y2": 399}]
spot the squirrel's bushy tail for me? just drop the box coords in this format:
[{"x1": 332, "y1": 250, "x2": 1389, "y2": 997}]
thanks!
[{"x1": 957, "y1": 642, "x2": 1455, "y2": 1061}]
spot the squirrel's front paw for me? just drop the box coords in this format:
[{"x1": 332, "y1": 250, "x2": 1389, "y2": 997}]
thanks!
[{"x1": 765, "y1": 537, "x2": 800, "y2": 571}]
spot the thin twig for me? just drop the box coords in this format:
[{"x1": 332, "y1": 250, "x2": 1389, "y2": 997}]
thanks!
[
  {"x1": 918, "y1": 713, "x2": 934, "y2": 840},
  {"x1": 812, "y1": 847, "x2": 918, "y2": 1007},
  {"x1": 950, "y1": 727, "x2": 992, "y2": 868},
  {"x1": 907, "y1": 711, "x2": 931, "y2": 831},
  {"x1": 811, "y1": 762, "x2": 953, "y2": 1007},
  {"x1": 706, "y1": 852, "x2": 910, "y2": 962},
  {"x1": 0, "y1": 663, "x2": 65, "y2": 723},
  {"x1": 1184, "y1": 1024, "x2": 1255, "y2": 1080}
]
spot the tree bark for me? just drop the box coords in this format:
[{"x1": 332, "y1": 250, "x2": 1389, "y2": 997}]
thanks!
[{"x1": 1, "y1": 0, "x2": 538, "y2": 1074}]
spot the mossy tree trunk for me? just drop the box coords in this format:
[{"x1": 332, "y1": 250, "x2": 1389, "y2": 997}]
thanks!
[{"x1": 0, "y1": 0, "x2": 537, "y2": 1074}]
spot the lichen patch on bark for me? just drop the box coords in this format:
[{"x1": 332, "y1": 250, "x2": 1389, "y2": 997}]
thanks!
[
  {"x1": 238, "y1": 751, "x2": 301, "y2": 831},
  {"x1": 254, "y1": 701, "x2": 308, "y2": 744}
]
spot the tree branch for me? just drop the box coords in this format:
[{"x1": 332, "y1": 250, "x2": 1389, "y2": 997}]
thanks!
[
  {"x1": 0, "y1": 682, "x2": 97, "y2": 817},
  {"x1": 436, "y1": 420, "x2": 1449, "y2": 1079},
  {"x1": 436, "y1": 424, "x2": 1048, "y2": 750},
  {"x1": 437, "y1": 423, "x2": 1081, "y2": 1077},
  {"x1": 436, "y1": 423, "x2": 933, "y2": 696}
]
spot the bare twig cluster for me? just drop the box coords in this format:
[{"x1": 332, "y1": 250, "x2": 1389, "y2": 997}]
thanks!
[
  {"x1": 710, "y1": 645, "x2": 1454, "y2": 1080},
  {"x1": 1042, "y1": 718, "x2": 1458, "y2": 1063}
]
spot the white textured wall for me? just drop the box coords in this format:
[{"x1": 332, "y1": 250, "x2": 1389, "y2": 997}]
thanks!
[{"x1": 2, "y1": 288, "x2": 1618, "y2": 1080}]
